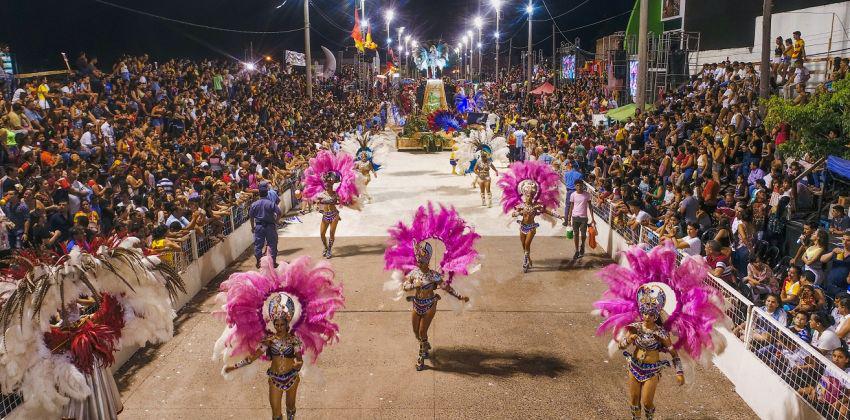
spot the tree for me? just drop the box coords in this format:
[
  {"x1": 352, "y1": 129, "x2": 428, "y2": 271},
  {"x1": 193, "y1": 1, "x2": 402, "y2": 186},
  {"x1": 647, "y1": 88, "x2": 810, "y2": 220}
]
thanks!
[{"x1": 764, "y1": 78, "x2": 850, "y2": 159}]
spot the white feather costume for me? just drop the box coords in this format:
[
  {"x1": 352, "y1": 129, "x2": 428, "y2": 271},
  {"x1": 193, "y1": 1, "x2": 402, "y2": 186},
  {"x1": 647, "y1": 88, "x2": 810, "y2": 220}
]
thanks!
[{"x1": 0, "y1": 238, "x2": 185, "y2": 419}]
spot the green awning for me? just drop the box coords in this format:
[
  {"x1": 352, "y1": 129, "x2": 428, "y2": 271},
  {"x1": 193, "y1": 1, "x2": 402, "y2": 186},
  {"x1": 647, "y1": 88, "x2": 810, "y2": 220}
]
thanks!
[
  {"x1": 606, "y1": 103, "x2": 655, "y2": 122},
  {"x1": 626, "y1": 0, "x2": 663, "y2": 38}
]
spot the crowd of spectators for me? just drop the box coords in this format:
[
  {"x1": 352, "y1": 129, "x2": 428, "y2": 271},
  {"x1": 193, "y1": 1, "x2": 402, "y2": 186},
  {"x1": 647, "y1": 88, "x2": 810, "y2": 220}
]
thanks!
[
  {"x1": 472, "y1": 47, "x2": 850, "y2": 411},
  {"x1": 0, "y1": 52, "x2": 382, "y2": 261}
]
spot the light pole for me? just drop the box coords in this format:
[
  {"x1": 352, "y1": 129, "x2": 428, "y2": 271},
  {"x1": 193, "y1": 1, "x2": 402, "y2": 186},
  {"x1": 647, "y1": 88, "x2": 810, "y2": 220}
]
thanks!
[
  {"x1": 304, "y1": 0, "x2": 312, "y2": 99},
  {"x1": 492, "y1": 0, "x2": 502, "y2": 81},
  {"x1": 474, "y1": 16, "x2": 483, "y2": 79},
  {"x1": 526, "y1": 2, "x2": 533, "y2": 97},
  {"x1": 466, "y1": 30, "x2": 473, "y2": 80},
  {"x1": 384, "y1": 10, "x2": 394, "y2": 46}
]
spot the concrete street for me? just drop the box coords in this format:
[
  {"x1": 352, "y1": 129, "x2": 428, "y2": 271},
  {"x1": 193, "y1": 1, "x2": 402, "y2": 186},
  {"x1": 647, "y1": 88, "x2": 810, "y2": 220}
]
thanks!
[{"x1": 116, "y1": 151, "x2": 754, "y2": 419}]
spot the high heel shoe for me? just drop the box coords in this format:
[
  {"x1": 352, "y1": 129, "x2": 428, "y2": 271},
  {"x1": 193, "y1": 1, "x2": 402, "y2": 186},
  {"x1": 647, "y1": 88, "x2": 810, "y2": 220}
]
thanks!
[{"x1": 522, "y1": 253, "x2": 530, "y2": 273}]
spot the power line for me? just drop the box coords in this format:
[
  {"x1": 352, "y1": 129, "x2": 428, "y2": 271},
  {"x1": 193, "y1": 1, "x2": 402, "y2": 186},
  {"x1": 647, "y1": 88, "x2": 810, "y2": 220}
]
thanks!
[
  {"x1": 532, "y1": 0, "x2": 591, "y2": 22},
  {"x1": 310, "y1": 3, "x2": 352, "y2": 33},
  {"x1": 92, "y1": 0, "x2": 305, "y2": 34}
]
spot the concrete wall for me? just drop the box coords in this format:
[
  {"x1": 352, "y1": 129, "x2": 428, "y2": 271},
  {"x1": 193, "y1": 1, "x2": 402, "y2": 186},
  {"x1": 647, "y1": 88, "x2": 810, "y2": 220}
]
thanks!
[
  {"x1": 693, "y1": 2, "x2": 850, "y2": 70},
  {"x1": 111, "y1": 189, "x2": 295, "y2": 372}
]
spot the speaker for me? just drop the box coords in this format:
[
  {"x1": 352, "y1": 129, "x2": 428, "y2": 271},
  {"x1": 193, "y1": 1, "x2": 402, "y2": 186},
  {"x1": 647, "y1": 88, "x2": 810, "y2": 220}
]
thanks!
[
  {"x1": 613, "y1": 51, "x2": 627, "y2": 79},
  {"x1": 668, "y1": 50, "x2": 687, "y2": 75}
]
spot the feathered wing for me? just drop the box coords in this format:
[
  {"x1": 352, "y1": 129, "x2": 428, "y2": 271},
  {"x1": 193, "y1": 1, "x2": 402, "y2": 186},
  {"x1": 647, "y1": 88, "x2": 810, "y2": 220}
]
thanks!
[
  {"x1": 0, "y1": 238, "x2": 182, "y2": 419},
  {"x1": 384, "y1": 203, "x2": 481, "y2": 306},
  {"x1": 454, "y1": 132, "x2": 479, "y2": 174},
  {"x1": 213, "y1": 256, "x2": 344, "y2": 368},
  {"x1": 497, "y1": 160, "x2": 562, "y2": 217},
  {"x1": 593, "y1": 243, "x2": 727, "y2": 369},
  {"x1": 302, "y1": 150, "x2": 362, "y2": 209}
]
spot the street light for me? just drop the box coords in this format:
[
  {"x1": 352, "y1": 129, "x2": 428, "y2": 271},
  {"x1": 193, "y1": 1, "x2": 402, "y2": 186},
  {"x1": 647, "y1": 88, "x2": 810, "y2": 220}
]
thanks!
[
  {"x1": 384, "y1": 10, "x2": 394, "y2": 47},
  {"x1": 526, "y1": 2, "x2": 533, "y2": 97},
  {"x1": 474, "y1": 16, "x2": 483, "y2": 77},
  {"x1": 492, "y1": 0, "x2": 503, "y2": 81}
]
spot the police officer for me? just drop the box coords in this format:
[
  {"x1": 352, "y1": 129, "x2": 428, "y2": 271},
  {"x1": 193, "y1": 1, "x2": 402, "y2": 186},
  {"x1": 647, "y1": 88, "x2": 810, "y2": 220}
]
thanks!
[{"x1": 249, "y1": 182, "x2": 281, "y2": 268}]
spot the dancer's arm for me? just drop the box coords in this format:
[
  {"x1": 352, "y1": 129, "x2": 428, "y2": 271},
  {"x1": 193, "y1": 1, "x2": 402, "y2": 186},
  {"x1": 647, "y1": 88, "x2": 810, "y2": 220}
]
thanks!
[
  {"x1": 660, "y1": 335, "x2": 685, "y2": 385},
  {"x1": 441, "y1": 282, "x2": 469, "y2": 302},
  {"x1": 490, "y1": 163, "x2": 499, "y2": 177},
  {"x1": 224, "y1": 345, "x2": 265, "y2": 373}
]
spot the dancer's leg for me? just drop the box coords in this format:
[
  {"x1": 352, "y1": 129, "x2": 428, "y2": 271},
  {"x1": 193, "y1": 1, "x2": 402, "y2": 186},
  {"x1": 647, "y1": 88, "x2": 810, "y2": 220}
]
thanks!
[
  {"x1": 640, "y1": 376, "x2": 659, "y2": 418},
  {"x1": 327, "y1": 218, "x2": 339, "y2": 257},
  {"x1": 525, "y1": 229, "x2": 537, "y2": 267},
  {"x1": 269, "y1": 381, "x2": 284, "y2": 419},
  {"x1": 285, "y1": 377, "x2": 300, "y2": 419},
  {"x1": 628, "y1": 375, "x2": 642, "y2": 420},
  {"x1": 319, "y1": 220, "x2": 329, "y2": 256}
]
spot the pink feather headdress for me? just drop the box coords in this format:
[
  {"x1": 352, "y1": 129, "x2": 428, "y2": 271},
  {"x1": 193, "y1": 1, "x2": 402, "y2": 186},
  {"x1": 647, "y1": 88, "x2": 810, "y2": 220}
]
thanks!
[
  {"x1": 497, "y1": 160, "x2": 561, "y2": 214},
  {"x1": 302, "y1": 150, "x2": 361, "y2": 208},
  {"x1": 214, "y1": 256, "x2": 344, "y2": 364},
  {"x1": 384, "y1": 202, "x2": 480, "y2": 283},
  {"x1": 593, "y1": 242, "x2": 725, "y2": 360}
]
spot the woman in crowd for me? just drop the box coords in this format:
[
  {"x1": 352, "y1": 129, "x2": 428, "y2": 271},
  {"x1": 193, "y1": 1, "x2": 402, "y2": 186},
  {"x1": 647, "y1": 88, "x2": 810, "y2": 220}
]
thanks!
[{"x1": 801, "y1": 230, "x2": 829, "y2": 285}]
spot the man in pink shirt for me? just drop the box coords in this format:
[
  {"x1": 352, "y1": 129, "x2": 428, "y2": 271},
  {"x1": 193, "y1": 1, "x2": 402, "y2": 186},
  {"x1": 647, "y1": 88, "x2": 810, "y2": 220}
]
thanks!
[{"x1": 566, "y1": 181, "x2": 596, "y2": 259}]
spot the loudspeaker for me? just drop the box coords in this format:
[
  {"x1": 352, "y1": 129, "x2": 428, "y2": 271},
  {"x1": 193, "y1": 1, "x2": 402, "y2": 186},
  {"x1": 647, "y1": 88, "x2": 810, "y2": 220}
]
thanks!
[
  {"x1": 613, "y1": 51, "x2": 627, "y2": 79},
  {"x1": 668, "y1": 50, "x2": 687, "y2": 75}
]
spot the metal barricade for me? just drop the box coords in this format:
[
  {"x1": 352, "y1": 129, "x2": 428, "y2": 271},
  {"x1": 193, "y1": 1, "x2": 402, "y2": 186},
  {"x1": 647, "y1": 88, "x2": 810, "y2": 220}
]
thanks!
[
  {"x1": 0, "y1": 392, "x2": 22, "y2": 417},
  {"x1": 639, "y1": 226, "x2": 660, "y2": 247},
  {"x1": 232, "y1": 203, "x2": 249, "y2": 228},
  {"x1": 704, "y1": 270, "x2": 754, "y2": 327},
  {"x1": 221, "y1": 213, "x2": 234, "y2": 236},
  {"x1": 157, "y1": 250, "x2": 187, "y2": 273},
  {"x1": 616, "y1": 224, "x2": 641, "y2": 245},
  {"x1": 746, "y1": 307, "x2": 850, "y2": 420},
  {"x1": 179, "y1": 232, "x2": 195, "y2": 263}
]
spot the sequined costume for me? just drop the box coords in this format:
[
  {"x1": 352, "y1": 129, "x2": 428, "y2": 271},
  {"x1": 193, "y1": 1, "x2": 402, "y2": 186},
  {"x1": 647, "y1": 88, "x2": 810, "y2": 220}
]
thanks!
[
  {"x1": 622, "y1": 322, "x2": 675, "y2": 382},
  {"x1": 403, "y1": 267, "x2": 444, "y2": 315},
  {"x1": 265, "y1": 335, "x2": 303, "y2": 391}
]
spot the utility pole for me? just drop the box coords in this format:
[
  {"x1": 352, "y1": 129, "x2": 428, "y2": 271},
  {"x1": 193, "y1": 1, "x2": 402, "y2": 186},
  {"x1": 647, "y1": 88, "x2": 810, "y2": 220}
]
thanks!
[
  {"x1": 526, "y1": 4, "x2": 533, "y2": 97},
  {"x1": 508, "y1": 37, "x2": 512, "y2": 72},
  {"x1": 552, "y1": 25, "x2": 556, "y2": 88},
  {"x1": 635, "y1": 0, "x2": 649, "y2": 110},
  {"x1": 759, "y1": 0, "x2": 772, "y2": 100},
  {"x1": 304, "y1": 0, "x2": 313, "y2": 99}
]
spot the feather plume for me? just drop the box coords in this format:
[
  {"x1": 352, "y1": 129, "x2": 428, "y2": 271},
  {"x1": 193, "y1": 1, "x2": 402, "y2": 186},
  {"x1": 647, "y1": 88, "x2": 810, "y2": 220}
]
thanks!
[
  {"x1": 593, "y1": 242, "x2": 726, "y2": 361},
  {"x1": 213, "y1": 256, "x2": 345, "y2": 366},
  {"x1": 384, "y1": 202, "x2": 481, "y2": 285},
  {"x1": 497, "y1": 160, "x2": 562, "y2": 214},
  {"x1": 302, "y1": 150, "x2": 362, "y2": 209}
]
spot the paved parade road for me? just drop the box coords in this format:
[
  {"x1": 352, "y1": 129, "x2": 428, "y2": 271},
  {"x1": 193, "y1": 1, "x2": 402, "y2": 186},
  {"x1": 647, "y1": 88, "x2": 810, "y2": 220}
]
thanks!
[{"x1": 116, "y1": 151, "x2": 754, "y2": 419}]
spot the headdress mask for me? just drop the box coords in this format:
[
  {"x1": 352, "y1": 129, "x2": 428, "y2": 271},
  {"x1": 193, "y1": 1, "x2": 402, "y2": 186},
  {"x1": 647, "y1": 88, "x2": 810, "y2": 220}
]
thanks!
[
  {"x1": 637, "y1": 284, "x2": 667, "y2": 319},
  {"x1": 262, "y1": 292, "x2": 302, "y2": 333},
  {"x1": 414, "y1": 241, "x2": 433, "y2": 266}
]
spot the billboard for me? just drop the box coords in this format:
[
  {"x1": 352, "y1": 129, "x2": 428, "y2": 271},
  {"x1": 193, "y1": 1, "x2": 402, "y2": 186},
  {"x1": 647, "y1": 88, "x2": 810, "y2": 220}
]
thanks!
[
  {"x1": 629, "y1": 60, "x2": 639, "y2": 100},
  {"x1": 561, "y1": 55, "x2": 576, "y2": 80},
  {"x1": 661, "y1": 0, "x2": 684, "y2": 21}
]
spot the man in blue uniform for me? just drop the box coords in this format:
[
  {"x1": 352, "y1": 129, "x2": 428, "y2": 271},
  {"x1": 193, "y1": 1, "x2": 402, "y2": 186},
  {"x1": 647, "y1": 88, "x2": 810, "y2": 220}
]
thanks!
[
  {"x1": 562, "y1": 160, "x2": 583, "y2": 220},
  {"x1": 249, "y1": 182, "x2": 281, "y2": 268}
]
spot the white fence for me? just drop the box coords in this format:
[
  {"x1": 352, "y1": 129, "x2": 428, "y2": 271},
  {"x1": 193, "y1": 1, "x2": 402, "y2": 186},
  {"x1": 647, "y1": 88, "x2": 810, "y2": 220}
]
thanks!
[{"x1": 588, "y1": 186, "x2": 847, "y2": 419}]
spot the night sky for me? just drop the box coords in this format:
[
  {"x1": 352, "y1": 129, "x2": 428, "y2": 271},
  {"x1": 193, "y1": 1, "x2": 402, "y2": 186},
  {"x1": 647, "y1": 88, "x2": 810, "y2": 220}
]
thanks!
[{"x1": 2, "y1": 0, "x2": 633, "y2": 72}]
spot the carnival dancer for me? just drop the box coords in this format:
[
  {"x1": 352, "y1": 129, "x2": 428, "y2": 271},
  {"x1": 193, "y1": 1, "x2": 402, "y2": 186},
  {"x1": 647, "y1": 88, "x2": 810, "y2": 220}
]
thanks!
[
  {"x1": 384, "y1": 203, "x2": 481, "y2": 371},
  {"x1": 214, "y1": 256, "x2": 344, "y2": 420},
  {"x1": 0, "y1": 236, "x2": 185, "y2": 420},
  {"x1": 250, "y1": 182, "x2": 281, "y2": 268},
  {"x1": 456, "y1": 128, "x2": 509, "y2": 191},
  {"x1": 594, "y1": 243, "x2": 726, "y2": 420},
  {"x1": 498, "y1": 160, "x2": 564, "y2": 272},
  {"x1": 341, "y1": 131, "x2": 390, "y2": 204},
  {"x1": 302, "y1": 150, "x2": 362, "y2": 259},
  {"x1": 474, "y1": 153, "x2": 499, "y2": 207}
]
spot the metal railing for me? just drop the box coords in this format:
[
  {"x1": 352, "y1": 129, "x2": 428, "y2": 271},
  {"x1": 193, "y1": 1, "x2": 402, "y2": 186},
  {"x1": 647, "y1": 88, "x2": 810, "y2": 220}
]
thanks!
[
  {"x1": 746, "y1": 308, "x2": 850, "y2": 420},
  {"x1": 591, "y1": 191, "x2": 850, "y2": 419}
]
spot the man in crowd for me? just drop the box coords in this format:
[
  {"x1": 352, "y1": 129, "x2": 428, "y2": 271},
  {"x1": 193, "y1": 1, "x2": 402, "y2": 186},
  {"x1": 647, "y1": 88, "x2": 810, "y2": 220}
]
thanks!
[
  {"x1": 566, "y1": 181, "x2": 594, "y2": 260},
  {"x1": 249, "y1": 182, "x2": 280, "y2": 269}
]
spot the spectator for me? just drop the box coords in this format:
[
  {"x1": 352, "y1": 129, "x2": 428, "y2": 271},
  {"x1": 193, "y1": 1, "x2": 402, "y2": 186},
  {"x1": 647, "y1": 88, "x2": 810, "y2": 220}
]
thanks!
[
  {"x1": 830, "y1": 206, "x2": 850, "y2": 235},
  {"x1": 821, "y1": 231, "x2": 850, "y2": 297},
  {"x1": 674, "y1": 222, "x2": 702, "y2": 257}
]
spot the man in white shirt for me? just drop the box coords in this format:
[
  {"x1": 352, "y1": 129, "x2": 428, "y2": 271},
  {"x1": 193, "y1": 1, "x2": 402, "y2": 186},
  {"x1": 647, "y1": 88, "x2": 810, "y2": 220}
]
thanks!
[
  {"x1": 100, "y1": 117, "x2": 115, "y2": 148},
  {"x1": 79, "y1": 123, "x2": 97, "y2": 159},
  {"x1": 676, "y1": 223, "x2": 703, "y2": 256}
]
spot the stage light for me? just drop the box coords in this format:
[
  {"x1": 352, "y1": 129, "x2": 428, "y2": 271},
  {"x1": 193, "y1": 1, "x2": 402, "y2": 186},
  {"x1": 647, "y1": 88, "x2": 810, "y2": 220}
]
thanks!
[{"x1": 474, "y1": 16, "x2": 483, "y2": 29}]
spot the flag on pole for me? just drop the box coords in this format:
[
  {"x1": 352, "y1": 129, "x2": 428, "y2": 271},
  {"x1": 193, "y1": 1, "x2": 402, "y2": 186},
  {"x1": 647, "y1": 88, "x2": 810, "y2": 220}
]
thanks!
[
  {"x1": 351, "y1": 9, "x2": 364, "y2": 52},
  {"x1": 285, "y1": 50, "x2": 306, "y2": 66}
]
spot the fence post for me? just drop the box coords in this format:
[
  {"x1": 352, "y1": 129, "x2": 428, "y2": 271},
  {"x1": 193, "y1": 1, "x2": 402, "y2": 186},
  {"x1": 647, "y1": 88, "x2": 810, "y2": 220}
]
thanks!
[
  {"x1": 230, "y1": 207, "x2": 237, "y2": 232},
  {"x1": 189, "y1": 230, "x2": 199, "y2": 261}
]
